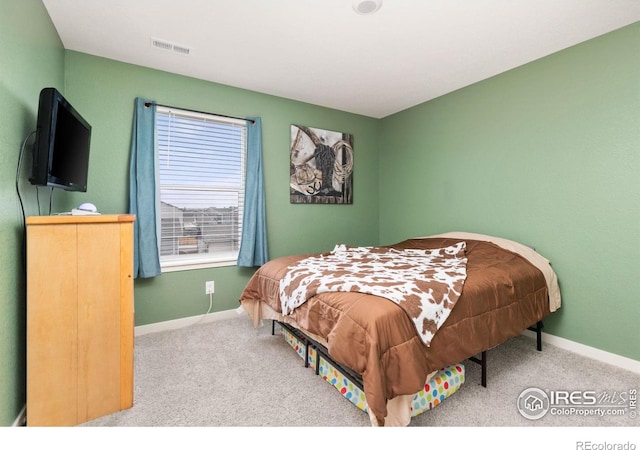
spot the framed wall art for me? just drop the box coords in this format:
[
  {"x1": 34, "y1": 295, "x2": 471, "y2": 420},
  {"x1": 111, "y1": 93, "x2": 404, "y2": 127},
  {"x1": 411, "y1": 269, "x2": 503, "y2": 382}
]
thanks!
[{"x1": 290, "y1": 124, "x2": 354, "y2": 204}]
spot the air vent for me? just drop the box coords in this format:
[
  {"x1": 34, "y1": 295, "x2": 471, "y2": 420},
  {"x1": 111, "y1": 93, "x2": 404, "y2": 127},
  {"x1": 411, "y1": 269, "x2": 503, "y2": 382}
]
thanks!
[
  {"x1": 151, "y1": 38, "x2": 191, "y2": 56},
  {"x1": 172, "y1": 45, "x2": 191, "y2": 55}
]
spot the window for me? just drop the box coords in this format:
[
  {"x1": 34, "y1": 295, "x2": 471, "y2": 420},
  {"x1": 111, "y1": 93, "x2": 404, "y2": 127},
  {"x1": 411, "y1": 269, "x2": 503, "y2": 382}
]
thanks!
[{"x1": 156, "y1": 106, "x2": 247, "y2": 271}]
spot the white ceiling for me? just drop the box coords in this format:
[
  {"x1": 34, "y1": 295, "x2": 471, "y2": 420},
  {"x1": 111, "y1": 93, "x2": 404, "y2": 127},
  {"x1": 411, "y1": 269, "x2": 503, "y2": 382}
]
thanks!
[{"x1": 42, "y1": 0, "x2": 640, "y2": 119}]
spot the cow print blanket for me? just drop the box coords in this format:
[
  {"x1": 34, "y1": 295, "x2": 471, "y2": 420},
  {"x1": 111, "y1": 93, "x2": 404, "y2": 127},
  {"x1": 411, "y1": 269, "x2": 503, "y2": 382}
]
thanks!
[{"x1": 279, "y1": 241, "x2": 468, "y2": 346}]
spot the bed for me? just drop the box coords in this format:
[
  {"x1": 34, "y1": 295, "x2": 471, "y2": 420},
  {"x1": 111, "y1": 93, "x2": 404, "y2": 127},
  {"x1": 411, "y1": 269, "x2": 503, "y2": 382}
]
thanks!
[{"x1": 238, "y1": 231, "x2": 561, "y2": 426}]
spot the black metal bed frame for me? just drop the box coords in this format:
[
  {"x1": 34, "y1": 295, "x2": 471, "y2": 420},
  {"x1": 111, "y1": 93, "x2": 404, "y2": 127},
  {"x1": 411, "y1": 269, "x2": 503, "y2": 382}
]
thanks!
[
  {"x1": 273, "y1": 319, "x2": 545, "y2": 391},
  {"x1": 274, "y1": 320, "x2": 365, "y2": 390}
]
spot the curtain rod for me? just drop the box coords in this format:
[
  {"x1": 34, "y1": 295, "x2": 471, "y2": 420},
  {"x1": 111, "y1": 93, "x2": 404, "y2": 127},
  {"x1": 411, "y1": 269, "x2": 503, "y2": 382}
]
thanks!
[{"x1": 144, "y1": 102, "x2": 255, "y2": 124}]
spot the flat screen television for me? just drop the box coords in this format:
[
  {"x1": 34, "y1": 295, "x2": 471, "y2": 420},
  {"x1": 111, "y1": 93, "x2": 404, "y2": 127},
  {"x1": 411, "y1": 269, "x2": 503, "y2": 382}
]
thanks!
[{"x1": 30, "y1": 87, "x2": 92, "y2": 192}]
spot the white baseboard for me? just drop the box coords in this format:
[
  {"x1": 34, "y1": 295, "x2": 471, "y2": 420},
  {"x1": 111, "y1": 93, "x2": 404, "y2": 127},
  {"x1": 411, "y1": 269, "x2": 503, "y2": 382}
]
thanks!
[
  {"x1": 522, "y1": 329, "x2": 640, "y2": 374},
  {"x1": 13, "y1": 404, "x2": 26, "y2": 426},
  {"x1": 134, "y1": 307, "x2": 244, "y2": 336}
]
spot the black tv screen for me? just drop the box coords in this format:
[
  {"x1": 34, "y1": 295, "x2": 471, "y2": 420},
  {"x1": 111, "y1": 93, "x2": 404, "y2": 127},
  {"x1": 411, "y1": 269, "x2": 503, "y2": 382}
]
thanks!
[{"x1": 30, "y1": 87, "x2": 91, "y2": 192}]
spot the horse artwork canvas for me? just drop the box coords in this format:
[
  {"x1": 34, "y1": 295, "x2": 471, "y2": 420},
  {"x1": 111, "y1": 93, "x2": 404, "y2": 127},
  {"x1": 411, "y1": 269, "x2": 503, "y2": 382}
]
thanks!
[{"x1": 290, "y1": 124, "x2": 353, "y2": 204}]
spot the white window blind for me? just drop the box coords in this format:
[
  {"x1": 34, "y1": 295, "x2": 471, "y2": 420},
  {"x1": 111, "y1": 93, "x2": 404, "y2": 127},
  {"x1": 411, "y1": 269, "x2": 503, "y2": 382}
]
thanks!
[{"x1": 156, "y1": 106, "x2": 247, "y2": 271}]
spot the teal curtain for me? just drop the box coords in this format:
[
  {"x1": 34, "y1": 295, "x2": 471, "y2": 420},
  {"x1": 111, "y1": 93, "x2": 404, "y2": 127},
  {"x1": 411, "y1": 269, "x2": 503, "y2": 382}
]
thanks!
[
  {"x1": 128, "y1": 98, "x2": 161, "y2": 278},
  {"x1": 237, "y1": 117, "x2": 269, "y2": 267}
]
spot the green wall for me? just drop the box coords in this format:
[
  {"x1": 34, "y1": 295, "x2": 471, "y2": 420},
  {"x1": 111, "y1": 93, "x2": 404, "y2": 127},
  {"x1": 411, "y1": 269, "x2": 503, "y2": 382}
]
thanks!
[
  {"x1": 62, "y1": 51, "x2": 381, "y2": 326},
  {"x1": 0, "y1": 0, "x2": 64, "y2": 427},
  {"x1": 3, "y1": 0, "x2": 638, "y2": 427},
  {"x1": 379, "y1": 22, "x2": 640, "y2": 361}
]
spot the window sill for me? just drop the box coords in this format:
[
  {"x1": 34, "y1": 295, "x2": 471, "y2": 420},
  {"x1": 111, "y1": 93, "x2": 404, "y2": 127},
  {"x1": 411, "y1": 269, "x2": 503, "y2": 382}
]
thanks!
[{"x1": 161, "y1": 256, "x2": 237, "y2": 273}]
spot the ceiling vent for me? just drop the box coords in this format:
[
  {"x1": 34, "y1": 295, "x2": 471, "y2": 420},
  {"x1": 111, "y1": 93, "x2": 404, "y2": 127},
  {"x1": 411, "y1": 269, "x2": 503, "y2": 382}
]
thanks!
[{"x1": 151, "y1": 38, "x2": 191, "y2": 56}]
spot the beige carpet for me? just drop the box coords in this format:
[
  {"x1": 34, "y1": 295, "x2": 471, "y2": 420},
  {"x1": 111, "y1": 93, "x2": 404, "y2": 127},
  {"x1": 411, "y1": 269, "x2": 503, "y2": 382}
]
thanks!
[{"x1": 79, "y1": 313, "x2": 639, "y2": 444}]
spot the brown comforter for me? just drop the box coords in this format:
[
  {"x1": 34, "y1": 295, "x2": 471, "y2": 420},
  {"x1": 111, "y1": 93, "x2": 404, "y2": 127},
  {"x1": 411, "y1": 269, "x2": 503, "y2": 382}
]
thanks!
[{"x1": 238, "y1": 237, "x2": 552, "y2": 425}]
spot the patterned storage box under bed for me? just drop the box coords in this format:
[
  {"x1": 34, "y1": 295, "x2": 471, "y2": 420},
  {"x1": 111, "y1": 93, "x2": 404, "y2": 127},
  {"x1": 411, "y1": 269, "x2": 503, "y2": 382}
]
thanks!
[{"x1": 280, "y1": 323, "x2": 465, "y2": 418}]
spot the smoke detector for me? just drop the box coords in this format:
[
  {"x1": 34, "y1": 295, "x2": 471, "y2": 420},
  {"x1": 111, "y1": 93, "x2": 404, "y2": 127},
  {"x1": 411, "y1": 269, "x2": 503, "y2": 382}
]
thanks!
[{"x1": 353, "y1": 0, "x2": 383, "y2": 15}]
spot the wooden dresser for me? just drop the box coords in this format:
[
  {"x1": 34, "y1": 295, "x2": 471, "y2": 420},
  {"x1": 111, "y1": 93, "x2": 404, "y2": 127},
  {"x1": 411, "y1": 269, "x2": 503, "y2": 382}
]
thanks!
[{"x1": 26, "y1": 214, "x2": 135, "y2": 426}]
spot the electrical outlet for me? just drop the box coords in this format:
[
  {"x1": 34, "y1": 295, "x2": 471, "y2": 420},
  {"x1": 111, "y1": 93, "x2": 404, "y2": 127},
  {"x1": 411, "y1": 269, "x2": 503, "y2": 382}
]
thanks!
[{"x1": 205, "y1": 281, "x2": 215, "y2": 294}]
